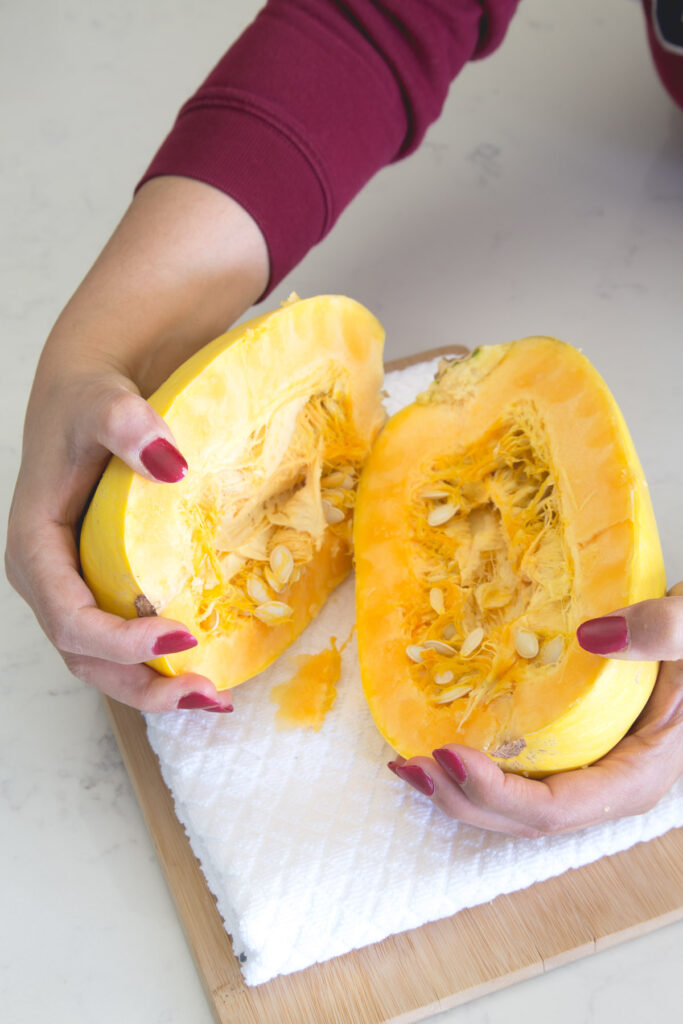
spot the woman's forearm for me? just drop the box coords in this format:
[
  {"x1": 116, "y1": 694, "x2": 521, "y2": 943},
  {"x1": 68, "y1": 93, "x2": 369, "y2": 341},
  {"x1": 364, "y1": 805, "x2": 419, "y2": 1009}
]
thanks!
[
  {"x1": 38, "y1": 176, "x2": 269, "y2": 396},
  {"x1": 7, "y1": 178, "x2": 268, "y2": 714}
]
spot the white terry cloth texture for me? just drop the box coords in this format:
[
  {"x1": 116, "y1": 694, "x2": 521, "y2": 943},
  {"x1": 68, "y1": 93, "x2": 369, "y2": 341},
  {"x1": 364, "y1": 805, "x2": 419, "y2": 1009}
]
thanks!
[{"x1": 145, "y1": 357, "x2": 683, "y2": 987}]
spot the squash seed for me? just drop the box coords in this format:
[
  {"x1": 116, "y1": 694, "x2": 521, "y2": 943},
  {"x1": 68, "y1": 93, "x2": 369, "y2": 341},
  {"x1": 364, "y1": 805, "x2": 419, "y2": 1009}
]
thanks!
[
  {"x1": 339, "y1": 488, "x2": 357, "y2": 508},
  {"x1": 460, "y1": 627, "x2": 485, "y2": 657},
  {"x1": 514, "y1": 627, "x2": 539, "y2": 659},
  {"x1": 254, "y1": 601, "x2": 293, "y2": 625},
  {"x1": 441, "y1": 622, "x2": 457, "y2": 641},
  {"x1": 406, "y1": 644, "x2": 425, "y2": 663},
  {"x1": 321, "y1": 487, "x2": 345, "y2": 507},
  {"x1": 246, "y1": 574, "x2": 271, "y2": 604},
  {"x1": 429, "y1": 587, "x2": 445, "y2": 615},
  {"x1": 538, "y1": 635, "x2": 565, "y2": 665},
  {"x1": 420, "y1": 488, "x2": 451, "y2": 500},
  {"x1": 321, "y1": 471, "x2": 356, "y2": 491},
  {"x1": 433, "y1": 670, "x2": 454, "y2": 686},
  {"x1": 320, "y1": 471, "x2": 345, "y2": 488},
  {"x1": 423, "y1": 639, "x2": 456, "y2": 656},
  {"x1": 269, "y1": 544, "x2": 294, "y2": 587},
  {"x1": 432, "y1": 683, "x2": 473, "y2": 704},
  {"x1": 427, "y1": 502, "x2": 458, "y2": 527},
  {"x1": 322, "y1": 499, "x2": 346, "y2": 524}
]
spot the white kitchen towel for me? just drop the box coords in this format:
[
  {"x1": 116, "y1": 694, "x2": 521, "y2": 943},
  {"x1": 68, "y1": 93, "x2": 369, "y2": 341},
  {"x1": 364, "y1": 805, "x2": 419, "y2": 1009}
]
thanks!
[{"x1": 145, "y1": 357, "x2": 683, "y2": 987}]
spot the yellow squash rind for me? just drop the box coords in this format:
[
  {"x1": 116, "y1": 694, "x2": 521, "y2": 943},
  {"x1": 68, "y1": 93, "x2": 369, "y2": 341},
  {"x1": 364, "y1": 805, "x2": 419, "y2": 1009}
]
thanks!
[{"x1": 80, "y1": 294, "x2": 385, "y2": 690}]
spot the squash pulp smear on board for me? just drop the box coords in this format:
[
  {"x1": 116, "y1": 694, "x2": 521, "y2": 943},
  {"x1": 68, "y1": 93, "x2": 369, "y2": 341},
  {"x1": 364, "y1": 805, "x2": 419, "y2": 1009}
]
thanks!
[
  {"x1": 354, "y1": 337, "x2": 665, "y2": 776},
  {"x1": 80, "y1": 294, "x2": 385, "y2": 690}
]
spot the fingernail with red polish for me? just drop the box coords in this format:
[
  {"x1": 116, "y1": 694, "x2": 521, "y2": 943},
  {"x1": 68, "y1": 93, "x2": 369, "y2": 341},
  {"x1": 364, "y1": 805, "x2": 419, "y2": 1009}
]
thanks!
[
  {"x1": 577, "y1": 615, "x2": 629, "y2": 655},
  {"x1": 177, "y1": 692, "x2": 231, "y2": 711},
  {"x1": 394, "y1": 763, "x2": 435, "y2": 797},
  {"x1": 204, "y1": 704, "x2": 234, "y2": 714},
  {"x1": 153, "y1": 630, "x2": 198, "y2": 656},
  {"x1": 433, "y1": 747, "x2": 467, "y2": 784},
  {"x1": 140, "y1": 438, "x2": 188, "y2": 483}
]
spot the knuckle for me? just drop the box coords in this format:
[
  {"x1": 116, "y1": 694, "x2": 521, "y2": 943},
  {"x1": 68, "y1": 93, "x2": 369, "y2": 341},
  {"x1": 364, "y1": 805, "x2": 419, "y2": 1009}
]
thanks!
[
  {"x1": 137, "y1": 688, "x2": 177, "y2": 714},
  {"x1": 634, "y1": 796, "x2": 659, "y2": 817},
  {"x1": 61, "y1": 650, "x2": 90, "y2": 680},
  {"x1": 529, "y1": 809, "x2": 562, "y2": 836},
  {"x1": 661, "y1": 598, "x2": 683, "y2": 638},
  {"x1": 629, "y1": 749, "x2": 678, "y2": 814},
  {"x1": 518, "y1": 825, "x2": 547, "y2": 841},
  {"x1": 4, "y1": 518, "x2": 26, "y2": 589},
  {"x1": 62, "y1": 377, "x2": 110, "y2": 465},
  {"x1": 99, "y1": 388, "x2": 141, "y2": 442},
  {"x1": 629, "y1": 780, "x2": 664, "y2": 817},
  {"x1": 46, "y1": 617, "x2": 70, "y2": 653},
  {"x1": 110, "y1": 617, "x2": 153, "y2": 661},
  {"x1": 4, "y1": 541, "x2": 19, "y2": 591},
  {"x1": 126, "y1": 616, "x2": 156, "y2": 648},
  {"x1": 43, "y1": 608, "x2": 79, "y2": 654}
]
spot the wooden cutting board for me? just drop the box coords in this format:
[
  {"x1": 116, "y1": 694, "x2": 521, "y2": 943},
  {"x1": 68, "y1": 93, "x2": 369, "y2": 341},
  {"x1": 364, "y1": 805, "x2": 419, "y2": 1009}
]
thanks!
[
  {"x1": 103, "y1": 347, "x2": 683, "y2": 1024},
  {"x1": 105, "y1": 695, "x2": 682, "y2": 1024}
]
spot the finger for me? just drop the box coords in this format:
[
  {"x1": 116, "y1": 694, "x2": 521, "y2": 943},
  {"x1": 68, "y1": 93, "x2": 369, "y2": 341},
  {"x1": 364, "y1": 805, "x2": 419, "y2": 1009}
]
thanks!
[
  {"x1": 82, "y1": 379, "x2": 188, "y2": 483},
  {"x1": 389, "y1": 756, "x2": 540, "y2": 837},
  {"x1": 64, "y1": 603, "x2": 200, "y2": 664},
  {"x1": 425, "y1": 735, "x2": 676, "y2": 836},
  {"x1": 62, "y1": 652, "x2": 232, "y2": 714},
  {"x1": 13, "y1": 519, "x2": 201, "y2": 664},
  {"x1": 388, "y1": 584, "x2": 683, "y2": 837},
  {"x1": 577, "y1": 582, "x2": 683, "y2": 661}
]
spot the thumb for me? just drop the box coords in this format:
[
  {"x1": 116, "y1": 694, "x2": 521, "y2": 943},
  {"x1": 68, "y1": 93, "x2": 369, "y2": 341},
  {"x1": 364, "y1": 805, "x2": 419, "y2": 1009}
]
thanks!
[
  {"x1": 577, "y1": 582, "x2": 683, "y2": 661},
  {"x1": 93, "y1": 382, "x2": 188, "y2": 483}
]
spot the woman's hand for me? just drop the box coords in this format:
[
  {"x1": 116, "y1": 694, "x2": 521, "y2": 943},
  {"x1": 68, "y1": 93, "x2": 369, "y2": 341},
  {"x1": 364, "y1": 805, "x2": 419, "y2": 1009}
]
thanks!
[
  {"x1": 5, "y1": 177, "x2": 269, "y2": 713},
  {"x1": 389, "y1": 583, "x2": 683, "y2": 837}
]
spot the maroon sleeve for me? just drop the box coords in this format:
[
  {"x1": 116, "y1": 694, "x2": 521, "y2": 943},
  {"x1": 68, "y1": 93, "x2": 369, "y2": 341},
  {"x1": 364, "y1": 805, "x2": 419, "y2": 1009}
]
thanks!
[
  {"x1": 138, "y1": 0, "x2": 520, "y2": 299},
  {"x1": 642, "y1": 0, "x2": 683, "y2": 111}
]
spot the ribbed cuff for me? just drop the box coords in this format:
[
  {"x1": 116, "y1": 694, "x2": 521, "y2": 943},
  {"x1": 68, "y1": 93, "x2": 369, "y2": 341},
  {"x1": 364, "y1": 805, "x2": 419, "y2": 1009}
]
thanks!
[
  {"x1": 138, "y1": 92, "x2": 332, "y2": 300},
  {"x1": 137, "y1": 0, "x2": 520, "y2": 300}
]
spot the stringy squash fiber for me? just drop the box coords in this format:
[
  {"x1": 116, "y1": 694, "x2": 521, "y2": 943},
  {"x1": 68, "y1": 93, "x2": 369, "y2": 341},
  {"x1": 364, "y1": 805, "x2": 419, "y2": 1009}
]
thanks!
[
  {"x1": 80, "y1": 295, "x2": 385, "y2": 689},
  {"x1": 353, "y1": 338, "x2": 665, "y2": 775}
]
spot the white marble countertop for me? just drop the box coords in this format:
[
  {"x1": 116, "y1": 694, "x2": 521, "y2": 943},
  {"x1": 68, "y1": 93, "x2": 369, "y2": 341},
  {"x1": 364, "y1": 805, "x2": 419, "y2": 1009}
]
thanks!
[{"x1": 1, "y1": 0, "x2": 681, "y2": 1020}]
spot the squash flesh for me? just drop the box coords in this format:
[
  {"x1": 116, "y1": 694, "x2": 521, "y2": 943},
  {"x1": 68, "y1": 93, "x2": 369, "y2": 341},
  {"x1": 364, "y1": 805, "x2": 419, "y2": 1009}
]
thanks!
[
  {"x1": 80, "y1": 295, "x2": 385, "y2": 690},
  {"x1": 354, "y1": 338, "x2": 665, "y2": 774}
]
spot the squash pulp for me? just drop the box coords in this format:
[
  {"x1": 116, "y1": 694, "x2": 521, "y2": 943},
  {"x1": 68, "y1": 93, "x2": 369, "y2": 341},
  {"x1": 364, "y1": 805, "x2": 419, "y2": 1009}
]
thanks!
[
  {"x1": 80, "y1": 294, "x2": 385, "y2": 690},
  {"x1": 353, "y1": 338, "x2": 665, "y2": 775}
]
